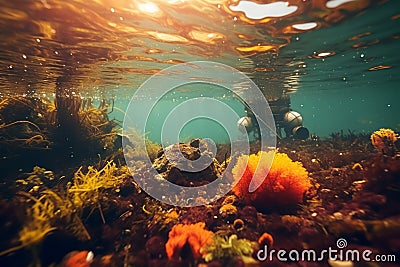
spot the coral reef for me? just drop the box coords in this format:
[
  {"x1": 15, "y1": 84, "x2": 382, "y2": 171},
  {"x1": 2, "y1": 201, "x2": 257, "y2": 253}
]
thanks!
[
  {"x1": 219, "y1": 204, "x2": 238, "y2": 219},
  {"x1": 165, "y1": 222, "x2": 214, "y2": 260},
  {"x1": 232, "y1": 150, "x2": 312, "y2": 211}
]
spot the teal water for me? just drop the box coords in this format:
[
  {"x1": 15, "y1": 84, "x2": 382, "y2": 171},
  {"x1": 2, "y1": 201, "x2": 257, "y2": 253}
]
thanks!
[
  {"x1": 110, "y1": 0, "x2": 400, "y2": 143},
  {"x1": 118, "y1": 83, "x2": 247, "y2": 144},
  {"x1": 285, "y1": 0, "x2": 400, "y2": 136},
  {"x1": 1, "y1": 0, "x2": 399, "y2": 143}
]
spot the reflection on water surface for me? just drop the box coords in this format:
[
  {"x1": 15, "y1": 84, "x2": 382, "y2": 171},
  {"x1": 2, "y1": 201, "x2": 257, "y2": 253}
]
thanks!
[{"x1": 0, "y1": 0, "x2": 394, "y2": 98}]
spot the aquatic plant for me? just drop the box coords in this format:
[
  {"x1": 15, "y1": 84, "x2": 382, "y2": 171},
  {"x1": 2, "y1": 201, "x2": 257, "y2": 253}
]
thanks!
[
  {"x1": 41, "y1": 190, "x2": 90, "y2": 241},
  {"x1": 16, "y1": 166, "x2": 54, "y2": 186},
  {"x1": 148, "y1": 207, "x2": 180, "y2": 233},
  {"x1": 55, "y1": 90, "x2": 119, "y2": 154},
  {"x1": 0, "y1": 160, "x2": 127, "y2": 262},
  {"x1": 232, "y1": 150, "x2": 311, "y2": 211},
  {"x1": 370, "y1": 128, "x2": 398, "y2": 155},
  {"x1": 0, "y1": 189, "x2": 90, "y2": 267},
  {"x1": 0, "y1": 193, "x2": 57, "y2": 259},
  {"x1": 201, "y1": 234, "x2": 254, "y2": 263},
  {"x1": 165, "y1": 222, "x2": 214, "y2": 260},
  {"x1": 0, "y1": 95, "x2": 120, "y2": 179},
  {"x1": 69, "y1": 161, "x2": 128, "y2": 223},
  {"x1": 0, "y1": 97, "x2": 53, "y2": 151},
  {"x1": 146, "y1": 139, "x2": 162, "y2": 162},
  {"x1": 122, "y1": 127, "x2": 161, "y2": 161}
]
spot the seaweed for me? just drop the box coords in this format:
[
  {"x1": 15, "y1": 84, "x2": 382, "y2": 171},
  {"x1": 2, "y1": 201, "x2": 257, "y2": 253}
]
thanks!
[
  {"x1": 0, "y1": 193, "x2": 57, "y2": 259},
  {"x1": 0, "y1": 160, "x2": 128, "y2": 266},
  {"x1": 0, "y1": 189, "x2": 87, "y2": 267},
  {"x1": 16, "y1": 166, "x2": 55, "y2": 187},
  {"x1": 68, "y1": 161, "x2": 129, "y2": 223},
  {"x1": 121, "y1": 127, "x2": 161, "y2": 162},
  {"x1": 1, "y1": 131, "x2": 399, "y2": 267},
  {"x1": 201, "y1": 234, "x2": 255, "y2": 265},
  {"x1": 0, "y1": 97, "x2": 54, "y2": 151},
  {"x1": 54, "y1": 92, "x2": 118, "y2": 154},
  {"x1": 0, "y1": 94, "x2": 120, "y2": 176}
]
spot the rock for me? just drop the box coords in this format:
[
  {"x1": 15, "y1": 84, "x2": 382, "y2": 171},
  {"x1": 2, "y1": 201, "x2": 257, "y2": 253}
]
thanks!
[{"x1": 152, "y1": 138, "x2": 222, "y2": 186}]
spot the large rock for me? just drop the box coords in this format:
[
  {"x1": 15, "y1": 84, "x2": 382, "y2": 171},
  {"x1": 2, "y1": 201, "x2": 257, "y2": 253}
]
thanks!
[{"x1": 152, "y1": 139, "x2": 222, "y2": 186}]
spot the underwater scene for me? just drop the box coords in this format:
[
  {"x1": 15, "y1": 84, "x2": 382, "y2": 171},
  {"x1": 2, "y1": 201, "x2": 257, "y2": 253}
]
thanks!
[{"x1": 0, "y1": 0, "x2": 400, "y2": 266}]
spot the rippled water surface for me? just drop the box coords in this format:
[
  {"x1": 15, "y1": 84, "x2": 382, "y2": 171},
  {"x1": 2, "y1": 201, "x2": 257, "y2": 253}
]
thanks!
[
  {"x1": 1, "y1": 2, "x2": 400, "y2": 266},
  {"x1": 0, "y1": 0, "x2": 399, "y2": 135}
]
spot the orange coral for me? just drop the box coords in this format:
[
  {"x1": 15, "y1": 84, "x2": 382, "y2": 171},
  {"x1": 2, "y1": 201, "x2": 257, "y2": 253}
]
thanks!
[
  {"x1": 370, "y1": 128, "x2": 398, "y2": 153},
  {"x1": 258, "y1": 232, "x2": 274, "y2": 248},
  {"x1": 61, "y1": 251, "x2": 93, "y2": 267},
  {"x1": 165, "y1": 222, "x2": 214, "y2": 260},
  {"x1": 232, "y1": 151, "x2": 311, "y2": 211}
]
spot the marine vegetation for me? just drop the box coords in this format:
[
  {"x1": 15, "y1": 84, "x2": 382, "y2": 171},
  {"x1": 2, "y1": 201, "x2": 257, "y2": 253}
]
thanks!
[
  {"x1": 16, "y1": 166, "x2": 54, "y2": 187},
  {"x1": 165, "y1": 222, "x2": 214, "y2": 260},
  {"x1": 0, "y1": 95, "x2": 119, "y2": 175},
  {"x1": 1, "y1": 131, "x2": 399, "y2": 267},
  {"x1": 232, "y1": 150, "x2": 311, "y2": 212},
  {"x1": 54, "y1": 88, "x2": 118, "y2": 153},
  {"x1": 121, "y1": 127, "x2": 161, "y2": 162},
  {"x1": 0, "y1": 161, "x2": 128, "y2": 266},
  {"x1": 370, "y1": 128, "x2": 398, "y2": 156},
  {"x1": 69, "y1": 161, "x2": 129, "y2": 223},
  {"x1": 0, "y1": 97, "x2": 55, "y2": 151},
  {"x1": 0, "y1": 189, "x2": 88, "y2": 267},
  {"x1": 0, "y1": 192, "x2": 57, "y2": 259},
  {"x1": 201, "y1": 234, "x2": 255, "y2": 265}
]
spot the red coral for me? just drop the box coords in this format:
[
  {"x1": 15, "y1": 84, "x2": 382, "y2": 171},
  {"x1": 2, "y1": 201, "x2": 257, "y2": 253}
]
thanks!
[
  {"x1": 232, "y1": 151, "x2": 311, "y2": 211},
  {"x1": 165, "y1": 222, "x2": 214, "y2": 260},
  {"x1": 258, "y1": 232, "x2": 274, "y2": 248}
]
